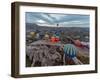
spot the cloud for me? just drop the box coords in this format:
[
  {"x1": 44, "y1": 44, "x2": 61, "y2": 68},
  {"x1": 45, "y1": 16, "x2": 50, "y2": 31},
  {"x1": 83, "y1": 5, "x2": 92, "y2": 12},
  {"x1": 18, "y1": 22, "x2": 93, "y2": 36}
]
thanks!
[
  {"x1": 46, "y1": 13, "x2": 67, "y2": 21},
  {"x1": 26, "y1": 12, "x2": 53, "y2": 24},
  {"x1": 36, "y1": 19, "x2": 47, "y2": 24},
  {"x1": 26, "y1": 12, "x2": 90, "y2": 27},
  {"x1": 40, "y1": 13, "x2": 54, "y2": 24}
]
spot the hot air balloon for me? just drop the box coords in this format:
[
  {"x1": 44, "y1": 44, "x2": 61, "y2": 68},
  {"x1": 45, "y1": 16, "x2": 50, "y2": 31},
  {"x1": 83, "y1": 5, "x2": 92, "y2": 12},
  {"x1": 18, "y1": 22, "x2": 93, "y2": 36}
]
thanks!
[
  {"x1": 44, "y1": 33, "x2": 49, "y2": 40},
  {"x1": 74, "y1": 39, "x2": 84, "y2": 48},
  {"x1": 64, "y1": 44, "x2": 78, "y2": 58},
  {"x1": 63, "y1": 44, "x2": 83, "y2": 65},
  {"x1": 63, "y1": 44, "x2": 78, "y2": 65}
]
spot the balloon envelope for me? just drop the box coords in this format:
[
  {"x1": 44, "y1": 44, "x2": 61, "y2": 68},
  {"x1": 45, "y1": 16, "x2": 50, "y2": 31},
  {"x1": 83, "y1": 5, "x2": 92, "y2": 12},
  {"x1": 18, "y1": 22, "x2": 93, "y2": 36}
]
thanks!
[{"x1": 64, "y1": 44, "x2": 78, "y2": 58}]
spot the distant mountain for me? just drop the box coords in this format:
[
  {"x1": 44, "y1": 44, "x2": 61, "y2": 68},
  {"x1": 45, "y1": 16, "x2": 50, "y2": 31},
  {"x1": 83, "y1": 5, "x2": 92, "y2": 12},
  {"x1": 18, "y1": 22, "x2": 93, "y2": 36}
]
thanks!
[{"x1": 26, "y1": 23, "x2": 89, "y2": 32}]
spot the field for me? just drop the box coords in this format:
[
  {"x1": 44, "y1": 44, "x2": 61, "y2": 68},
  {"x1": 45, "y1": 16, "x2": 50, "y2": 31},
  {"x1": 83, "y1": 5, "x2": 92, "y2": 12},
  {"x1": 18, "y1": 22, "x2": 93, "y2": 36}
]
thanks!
[{"x1": 26, "y1": 23, "x2": 89, "y2": 67}]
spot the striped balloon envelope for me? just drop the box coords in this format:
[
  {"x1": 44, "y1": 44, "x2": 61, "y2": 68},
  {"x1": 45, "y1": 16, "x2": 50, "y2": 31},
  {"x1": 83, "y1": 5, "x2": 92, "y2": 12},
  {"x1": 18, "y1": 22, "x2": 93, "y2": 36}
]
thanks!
[{"x1": 64, "y1": 44, "x2": 78, "y2": 58}]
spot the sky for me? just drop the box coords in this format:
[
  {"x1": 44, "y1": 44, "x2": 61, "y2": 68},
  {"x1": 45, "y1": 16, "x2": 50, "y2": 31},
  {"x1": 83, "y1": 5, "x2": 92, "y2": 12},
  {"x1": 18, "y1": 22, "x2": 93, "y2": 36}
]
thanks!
[{"x1": 25, "y1": 12, "x2": 90, "y2": 27}]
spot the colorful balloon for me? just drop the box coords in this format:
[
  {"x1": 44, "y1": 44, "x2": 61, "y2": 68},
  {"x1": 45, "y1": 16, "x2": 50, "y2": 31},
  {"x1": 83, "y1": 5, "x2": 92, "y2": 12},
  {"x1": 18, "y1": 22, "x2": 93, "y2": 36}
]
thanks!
[{"x1": 64, "y1": 44, "x2": 78, "y2": 58}]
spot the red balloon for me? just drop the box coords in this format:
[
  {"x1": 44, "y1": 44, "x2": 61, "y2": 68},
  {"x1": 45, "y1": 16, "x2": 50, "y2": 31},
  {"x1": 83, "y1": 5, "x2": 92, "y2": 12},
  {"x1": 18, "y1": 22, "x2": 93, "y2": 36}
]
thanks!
[
  {"x1": 55, "y1": 38, "x2": 60, "y2": 42},
  {"x1": 50, "y1": 37, "x2": 56, "y2": 42}
]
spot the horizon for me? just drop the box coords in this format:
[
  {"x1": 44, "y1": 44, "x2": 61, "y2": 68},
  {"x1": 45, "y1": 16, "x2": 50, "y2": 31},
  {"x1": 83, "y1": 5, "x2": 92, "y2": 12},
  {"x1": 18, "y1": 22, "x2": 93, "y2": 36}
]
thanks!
[{"x1": 26, "y1": 23, "x2": 89, "y2": 28}]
